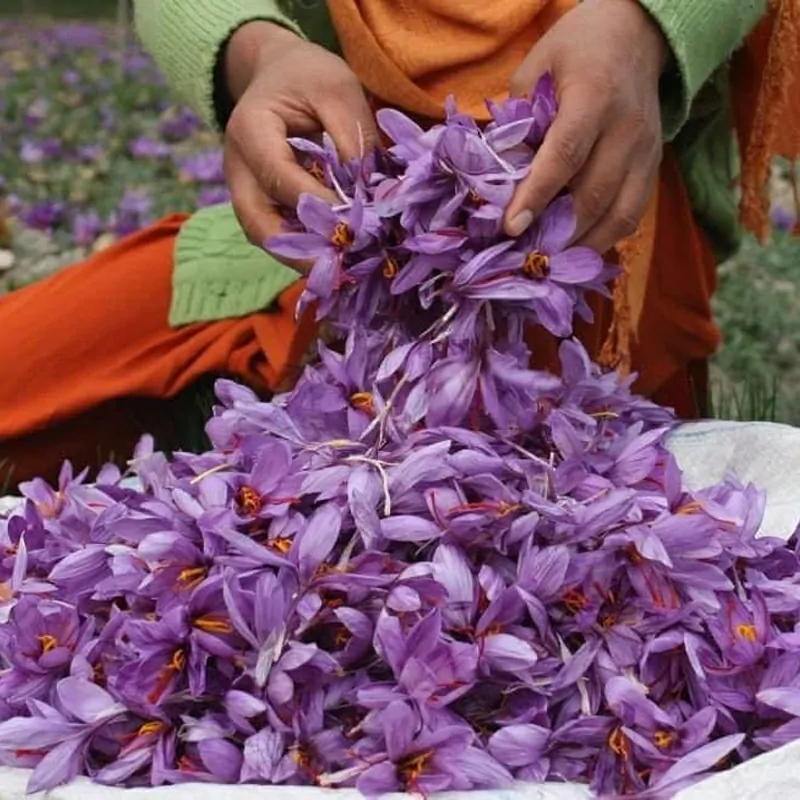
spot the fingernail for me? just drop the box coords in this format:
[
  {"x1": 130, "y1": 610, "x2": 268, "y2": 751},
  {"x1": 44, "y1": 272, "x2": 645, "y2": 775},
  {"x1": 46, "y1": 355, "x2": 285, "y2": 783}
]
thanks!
[{"x1": 506, "y1": 210, "x2": 534, "y2": 237}]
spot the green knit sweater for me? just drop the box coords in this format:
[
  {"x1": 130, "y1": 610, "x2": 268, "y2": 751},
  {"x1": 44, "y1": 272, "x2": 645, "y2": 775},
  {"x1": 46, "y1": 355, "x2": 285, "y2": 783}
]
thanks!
[{"x1": 132, "y1": 0, "x2": 766, "y2": 328}]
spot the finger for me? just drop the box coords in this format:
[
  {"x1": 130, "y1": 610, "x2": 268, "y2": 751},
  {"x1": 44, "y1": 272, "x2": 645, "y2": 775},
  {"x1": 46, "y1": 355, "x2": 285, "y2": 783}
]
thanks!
[
  {"x1": 316, "y1": 81, "x2": 380, "y2": 161},
  {"x1": 226, "y1": 146, "x2": 312, "y2": 273},
  {"x1": 504, "y1": 86, "x2": 604, "y2": 237},
  {"x1": 576, "y1": 153, "x2": 659, "y2": 254},
  {"x1": 567, "y1": 132, "x2": 635, "y2": 243},
  {"x1": 229, "y1": 108, "x2": 337, "y2": 211}
]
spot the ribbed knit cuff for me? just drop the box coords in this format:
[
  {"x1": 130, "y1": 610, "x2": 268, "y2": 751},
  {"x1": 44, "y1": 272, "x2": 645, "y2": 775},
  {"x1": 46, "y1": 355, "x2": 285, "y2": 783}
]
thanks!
[
  {"x1": 637, "y1": 0, "x2": 766, "y2": 140},
  {"x1": 170, "y1": 204, "x2": 300, "y2": 327},
  {"x1": 133, "y1": 0, "x2": 304, "y2": 129}
]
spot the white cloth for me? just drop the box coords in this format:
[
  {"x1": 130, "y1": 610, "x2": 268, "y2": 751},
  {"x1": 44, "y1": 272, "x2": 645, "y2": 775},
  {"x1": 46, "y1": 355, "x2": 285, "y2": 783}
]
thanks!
[{"x1": 3, "y1": 421, "x2": 800, "y2": 799}]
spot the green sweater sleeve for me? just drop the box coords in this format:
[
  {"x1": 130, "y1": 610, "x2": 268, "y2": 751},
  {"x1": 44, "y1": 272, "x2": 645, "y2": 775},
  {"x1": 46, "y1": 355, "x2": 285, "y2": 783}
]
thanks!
[
  {"x1": 132, "y1": 0, "x2": 303, "y2": 128},
  {"x1": 638, "y1": 0, "x2": 767, "y2": 140}
]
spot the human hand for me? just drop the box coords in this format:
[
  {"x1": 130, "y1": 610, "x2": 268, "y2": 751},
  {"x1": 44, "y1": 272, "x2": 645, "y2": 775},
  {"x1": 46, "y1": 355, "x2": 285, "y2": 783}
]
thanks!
[
  {"x1": 504, "y1": 0, "x2": 669, "y2": 254},
  {"x1": 222, "y1": 21, "x2": 379, "y2": 262}
]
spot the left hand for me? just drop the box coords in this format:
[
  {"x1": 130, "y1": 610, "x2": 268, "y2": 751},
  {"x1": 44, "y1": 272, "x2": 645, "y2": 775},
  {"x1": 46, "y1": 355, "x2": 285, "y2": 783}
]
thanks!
[{"x1": 504, "y1": 0, "x2": 670, "y2": 254}]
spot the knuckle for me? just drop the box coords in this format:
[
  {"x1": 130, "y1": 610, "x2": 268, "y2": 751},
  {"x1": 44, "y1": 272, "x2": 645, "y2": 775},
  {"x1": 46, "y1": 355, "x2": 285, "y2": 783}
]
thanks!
[
  {"x1": 553, "y1": 132, "x2": 585, "y2": 172},
  {"x1": 579, "y1": 182, "x2": 612, "y2": 221},
  {"x1": 612, "y1": 209, "x2": 641, "y2": 239}
]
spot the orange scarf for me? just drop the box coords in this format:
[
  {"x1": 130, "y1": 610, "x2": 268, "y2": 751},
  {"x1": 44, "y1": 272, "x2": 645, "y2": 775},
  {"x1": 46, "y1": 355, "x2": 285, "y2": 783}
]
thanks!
[{"x1": 327, "y1": 0, "x2": 800, "y2": 374}]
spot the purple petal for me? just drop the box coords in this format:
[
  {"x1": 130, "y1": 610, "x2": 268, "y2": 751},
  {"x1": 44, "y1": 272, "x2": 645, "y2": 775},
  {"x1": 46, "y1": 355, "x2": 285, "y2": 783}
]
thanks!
[
  {"x1": 27, "y1": 737, "x2": 86, "y2": 794},
  {"x1": 488, "y1": 724, "x2": 549, "y2": 767},
  {"x1": 655, "y1": 734, "x2": 745, "y2": 790},
  {"x1": 549, "y1": 247, "x2": 604, "y2": 284},
  {"x1": 197, "y1": 738, "x2": 243, "y2": 783},
  {"x1": 482, "y1": 633, "x2": 538, "y2": 673},
  {"x1": 57, "y1": 677, "x2": 123, "y2": 724},
  {"x1": 381, "y1": 515, "x2": 442, "y2": 543}
]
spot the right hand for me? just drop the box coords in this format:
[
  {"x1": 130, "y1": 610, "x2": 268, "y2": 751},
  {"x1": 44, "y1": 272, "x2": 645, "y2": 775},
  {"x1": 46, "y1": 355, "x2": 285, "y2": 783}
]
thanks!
[{"x1": 222, "y1": 22, "x2": 379, "y2": 263}]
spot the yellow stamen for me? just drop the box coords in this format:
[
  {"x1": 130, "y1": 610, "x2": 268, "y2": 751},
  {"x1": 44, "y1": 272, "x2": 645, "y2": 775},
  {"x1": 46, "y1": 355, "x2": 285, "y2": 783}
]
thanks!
[
  {"x1": 269, "y1": 536, "x2": 294, "y2": 555},
  {"x1": 349, "y1": 391, "x2": 375, "y2": 415},
  {"x1": 137, "y1": 721, "x2": 165, "y2": 738},
  {"x1": 736, "y1": 623, "x2": 758, "y2": 642},
  {"x1": 523, "y1": 252, "x2": 550, "y2": 279},
  {"x1": 608, "y1": 727, "x2": 629, "y2": 758},
  {"x1": 170, "y1": 649, "x2": 186, "y2": 671},
  {"x1": 382, "y1": 257, "x2": 400, "y2": 279},
  {"x1": 399, "y1": 750, "x2": 434, "y2": 789},
  {"x1": 331, "y1": 221, "x2": 354, "y2": 249},
  {"x1": 563, "y1": 588, "x2": 589, "y2": 614},
  {"x1": 676, "y1": 500, "x2": 703, "y2": 515},
  {"x1": 177, "y1": 566, "x2": 206, "y2": 590},
  {"x1": 237, "y1": 485, "x2": 262, "y2": 517},
  {"x1": 38, "y1": 634, "x2": 58, "y2": 654},
  {"x1": 194, "y1": 614, "x2": 233, "y2": 635},
  {"x1": 653, "y1": 730, "x2": 675, "y2": 749}
]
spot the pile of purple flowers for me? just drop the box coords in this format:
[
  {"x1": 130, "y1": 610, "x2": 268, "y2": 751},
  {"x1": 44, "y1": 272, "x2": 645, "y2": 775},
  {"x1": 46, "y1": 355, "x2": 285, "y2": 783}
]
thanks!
[{"x1": 3, "y1": 77, "x2": 800, "y2": 799}]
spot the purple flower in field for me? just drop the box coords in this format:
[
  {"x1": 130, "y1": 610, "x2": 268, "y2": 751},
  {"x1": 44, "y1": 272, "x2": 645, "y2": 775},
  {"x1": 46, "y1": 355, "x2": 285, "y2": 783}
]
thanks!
[
  {"x1": 178, "y1": 149, "x2": 224, "y2": 183},
  {"x1": 110, "y1": 190, "x2": 153, "y2": 237},
  {"x1": 124, "y1": 53, "x2": 153, "y2": 73},
  {"x1": 197, "y1": 186, "x2": 231, "y2": 208},
  {"x1": 71, "y1": 209, "x2": 104, "y2": 246},
  {"x1": 76, "y1": 143, "x2": 105, "y2": 162},
  {"x1": 159, "y1": 107, "x2": 200, "y2": 142},
  {"x1": 771, "y1": 203, "x2": 797, "y2": 232},
  {"x1": 21, "y1": 200, "x2": 65, "y2": 231},
  {"x1": 118, "y1": 189, "x2": 152, "y2": 217},
  {"x1": 24, "y1": 98, "x2": 50, "y2": 128},
  {"x1": 129, "y1": 137, "x2": 170, "y2": 160},
  {"x1": 19, "y1": 138, "x2": 61, "y2": 164}
]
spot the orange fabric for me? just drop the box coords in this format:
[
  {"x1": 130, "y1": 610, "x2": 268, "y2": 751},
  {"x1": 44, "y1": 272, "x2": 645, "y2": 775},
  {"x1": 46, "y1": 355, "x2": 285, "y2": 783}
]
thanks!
[
  {"x1": 0, "y1": 215, "x2": 316, "y2": 482},
  {"x1": 327, "y1": 0, "x2": 576, "y2": 121},
  {"x1": 732, "y1": 1, "x2": 800, "y2": 240}
]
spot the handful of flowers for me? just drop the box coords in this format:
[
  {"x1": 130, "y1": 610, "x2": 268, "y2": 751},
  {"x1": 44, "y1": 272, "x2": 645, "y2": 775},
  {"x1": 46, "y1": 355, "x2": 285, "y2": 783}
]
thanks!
[{"x1": 2, "y1": 78, "x2": 800, "y2": 799}]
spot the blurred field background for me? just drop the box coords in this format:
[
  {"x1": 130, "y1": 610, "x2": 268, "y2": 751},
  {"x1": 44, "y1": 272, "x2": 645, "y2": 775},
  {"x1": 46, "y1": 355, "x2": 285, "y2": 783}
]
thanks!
[{"x1": 1, "y1": 2, "x2": 799, "y2": 424}]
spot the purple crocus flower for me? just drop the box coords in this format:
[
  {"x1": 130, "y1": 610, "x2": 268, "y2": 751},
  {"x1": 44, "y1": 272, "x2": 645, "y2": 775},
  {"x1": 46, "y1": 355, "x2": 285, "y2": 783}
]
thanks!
[
  {"x1": 129, "y1": 137, "x2": 170, "y2": 159},
  {"x1": 71, "y1": 209, "x2": 104, "y2": 246},
  {"x1": 178, "y1": 150, "x2": 224, "y2": 183}
]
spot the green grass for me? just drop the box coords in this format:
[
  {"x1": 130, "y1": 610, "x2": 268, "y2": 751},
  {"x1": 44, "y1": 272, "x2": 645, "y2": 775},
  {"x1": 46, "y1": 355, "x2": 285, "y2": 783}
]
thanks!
[{"x1": 711, "y1": 230, "x2": 800, "y2": 424}]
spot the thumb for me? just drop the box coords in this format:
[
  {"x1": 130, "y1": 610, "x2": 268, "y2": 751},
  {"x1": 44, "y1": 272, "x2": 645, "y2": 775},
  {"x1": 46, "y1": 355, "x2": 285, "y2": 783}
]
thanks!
[{"x1": 509, "y1": 42, "x2": 552, "y2": 99}]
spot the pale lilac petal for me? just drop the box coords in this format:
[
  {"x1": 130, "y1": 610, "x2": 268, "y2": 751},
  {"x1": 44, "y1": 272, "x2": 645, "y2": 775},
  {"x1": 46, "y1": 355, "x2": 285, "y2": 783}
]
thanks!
[
  {"x1": 482, "y1": 633, "x2": 538, "y2": 672},
  {"x1": 548, "y1": 247, "x2": 604, "y2": 284},
  {"x1": 488, "y1": 724, "x2": 549, "y2": 767},
  {"x1": 27, "y1": 737, "x2": 85, "y2": 794},
  {"x1": 381, "y1": 515, "x2": 441, "y2": 543},
  {"x1": 57, "y1": 677, "x2": 123, "y2": 724},
  {"x1": 197, "y1": 738, "x2": 243, "y2": 783}
]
